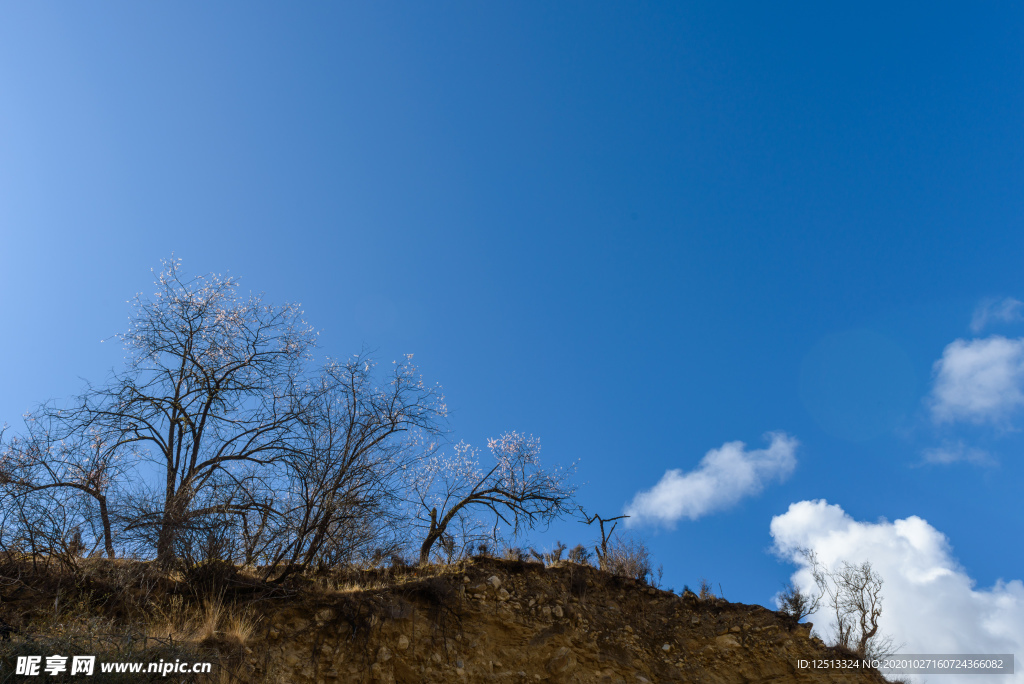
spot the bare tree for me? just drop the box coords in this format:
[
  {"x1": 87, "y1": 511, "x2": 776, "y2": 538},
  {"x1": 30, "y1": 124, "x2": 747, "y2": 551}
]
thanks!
[
  {"x1": 803, "y1": 550, "x2": 899, "y2": 659},
  {"x1": 0, "y1": 259, "x2": 359, "y2": 568},
  {"x1": 578, "y1": 507, "x2": 628, "y2": 569},
  {"x1": 411, "y1": 432, "x2": 575, "y2": 565},
  {"x1": 258, "y1": 354, "x2": 445, "y2": 579},
  {"x1": 0, "y1": 417, "x2": 127, "y2": 559},
  {"x1": 68, "y1": 258, "x2": 320, "y2": 565}
]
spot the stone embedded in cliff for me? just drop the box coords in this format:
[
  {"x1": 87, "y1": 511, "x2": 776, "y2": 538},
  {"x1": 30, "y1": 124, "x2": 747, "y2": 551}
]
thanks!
[
  {"x1": 715, "y1": 634, "x2": 741, "y2": 649},
  {"x1": 551, "y1": 605, "x2": 563, "y2": 618},
  {"x1": 397, "y1": 635, "x2": 410, "y2": 650},
  {"x1": 546, "y1": 646, "x2": 577, "y2": 674},
  {"x1": 376, "y1": 645, "x2": 392, "y2": 662},
  {"x1": 497, "y1": 588, "x2": 511, "y2": 601},
  {"x1": 487, "y1": 575, "x2": 502, "y2": 589}
]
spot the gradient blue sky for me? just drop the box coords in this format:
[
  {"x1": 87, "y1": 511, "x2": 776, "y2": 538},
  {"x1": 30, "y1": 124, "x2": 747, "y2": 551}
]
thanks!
[{"x1": 2, "y1": 3, "x2": 1023, "y2": 661}]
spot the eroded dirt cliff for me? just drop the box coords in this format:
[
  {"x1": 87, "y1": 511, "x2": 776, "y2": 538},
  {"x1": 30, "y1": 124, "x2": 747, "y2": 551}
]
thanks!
[{"x1": 252, "y1": 557, "x2": 891, "y2": 684}]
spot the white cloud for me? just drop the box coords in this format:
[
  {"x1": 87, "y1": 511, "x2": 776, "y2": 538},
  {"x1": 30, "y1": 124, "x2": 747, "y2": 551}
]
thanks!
[
  {"x1": 920, "y1": 441, "x2": 995, "y2": 466},
  {"x1": 929, "y1": 336, "x2": 1024, "y2": 425},
  {"x1": 970, "y1": 297, "x2": 1024, "y2": 333},
  {"x1": 771, "y1": 500, "x2": 1024, "y2": 683},
  {"x1": 624, "y1": 432, "x2": 797, "y2": 525}
]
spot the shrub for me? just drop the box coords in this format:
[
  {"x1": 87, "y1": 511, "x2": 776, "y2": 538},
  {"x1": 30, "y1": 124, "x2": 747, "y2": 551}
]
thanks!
[
  {"x1": 567, "y1": 544, "x2": 591, "y2": 565},
  {"x1": 501, "y1": 547, "x2": 529, "y2": 562},
  {"x1": 528, "y1": 541, "x2": 570, "y2": 566},
  {"x1": 601, "y1": 536, "x2": 652, "y2": 582},
  {"x1": 183, "y1": 559, "x2": 239, "y2": 595},
  {"x1": 777, "y1": 581, "x2": 818, "y2": 620}
]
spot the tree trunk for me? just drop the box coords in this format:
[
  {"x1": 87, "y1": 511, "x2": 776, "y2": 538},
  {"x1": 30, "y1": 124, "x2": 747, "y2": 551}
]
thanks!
[
  {"x1": 156, "y1": 493, "x2": 185, "y2": 566},
  {"x1": 156, "y1": 518, "x2": 176, "y2": 566},
  {"x1": 419, "y1": 508, "x2": 440, "y2": 565},
  {"x1": 98, "y1": 496, "x2": 115, "y2": 559}
]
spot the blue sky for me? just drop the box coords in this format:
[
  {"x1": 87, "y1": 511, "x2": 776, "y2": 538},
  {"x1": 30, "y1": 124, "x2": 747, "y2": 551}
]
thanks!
[{"x1": 2, "y1": 3, "x2": 1022, "y2": 671}]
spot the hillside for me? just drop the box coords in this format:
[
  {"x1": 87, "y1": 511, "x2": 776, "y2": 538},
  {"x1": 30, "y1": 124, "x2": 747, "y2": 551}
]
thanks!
[{"x1": 0, "y1": 557, "x2": 895, "y2": 683}]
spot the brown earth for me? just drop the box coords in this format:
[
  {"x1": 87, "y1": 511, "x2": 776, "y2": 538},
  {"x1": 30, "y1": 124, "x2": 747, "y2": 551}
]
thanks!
[
  {"x1": 0, "y1": 556, "x2": 895, "y2": 683},
  {"x1": 250, "y1": 557, "x2": 892, "y2": 684}
]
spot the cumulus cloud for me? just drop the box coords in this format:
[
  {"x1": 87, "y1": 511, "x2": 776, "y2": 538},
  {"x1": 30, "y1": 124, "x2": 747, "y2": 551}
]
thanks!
[
  {"x1": 624, "y1": 432, "x2": 797, "y2": 525},
  {"x1": 772, "y1": 500, "x2": 1024, "y2": 683},
  {"x1": 970, "y1": 297, "x2": 1024, "y2": 333},
  {"x1": 920, "y1": 441, "x2": 995, "y2": 466},
  {"x1": 929, "y1": 336, "x2": 1024, "y2": 425}
]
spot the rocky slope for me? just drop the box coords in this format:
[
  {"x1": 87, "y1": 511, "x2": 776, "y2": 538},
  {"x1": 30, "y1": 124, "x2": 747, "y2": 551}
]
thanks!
[{"x1": 252, "y1": 557, "x2": 892, "y2": 684}]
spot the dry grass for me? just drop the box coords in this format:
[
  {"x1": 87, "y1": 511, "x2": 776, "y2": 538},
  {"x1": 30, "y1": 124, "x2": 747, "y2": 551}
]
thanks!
[
  {"x1": 0, "y1": 556, "x2": 280, "y2": 681},
  {"x1": 196, "y1": 598, "x2": 224, "y2": 643},
  {"x1": 602, "y1": 535, "x2": 653, "y2": 582},
  {"x1": 223, "y1": 606, "x2": 261, "y2": 644},
  {"x1": 147, "y1": 594, "x2": 261, "y2": 648}
]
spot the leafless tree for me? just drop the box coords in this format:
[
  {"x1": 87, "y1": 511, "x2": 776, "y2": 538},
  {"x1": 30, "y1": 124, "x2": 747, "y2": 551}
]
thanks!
[
  {"x1": 578, "y1": 507, "x2": 628, "y2": 569},
  {"x1": 0, "y1": 417, "x2": 127, "y2": 559},
  {"x1": 65, "y1": 258, "x2": 319, "y2": 565},
  {"x1": 258, "y1": 354, "x2": 445, "y2": 580},
  {"x1": 803, "y1": 550, "x2": 900, "y2": 659},
  {"x1": 411, "y1": 432, "x2": 575, "y2": 565}
]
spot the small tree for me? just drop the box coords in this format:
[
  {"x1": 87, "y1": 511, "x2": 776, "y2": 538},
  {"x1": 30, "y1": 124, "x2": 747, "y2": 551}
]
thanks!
[
  {"x1": 411, "y1": 432, "x2": 575, "y2": 565},
  {"x1": 802, "y1": 550, "x2": 899, "y2": 659},
  {"x1": 578, "y1": 507, "x2": 628, "y2": 569}
]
